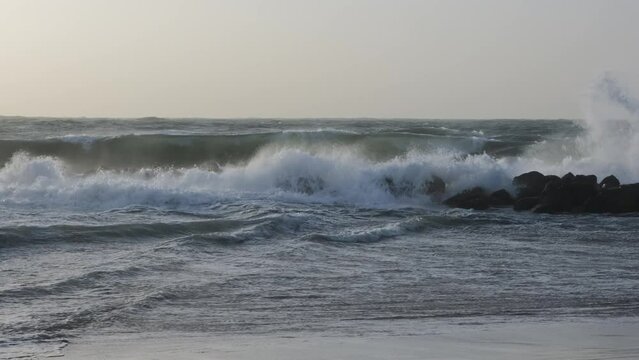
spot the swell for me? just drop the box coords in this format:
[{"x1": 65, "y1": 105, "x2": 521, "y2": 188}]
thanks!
[
  {"x1": 0, "y1": 130, "x2": 528, "y2": 171},
  {"x1": 0, "y1": 217, "x2": 278, "y2": 248}
]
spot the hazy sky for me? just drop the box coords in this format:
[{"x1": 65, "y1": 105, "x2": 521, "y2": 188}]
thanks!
[{"x1": 1, "y1": 0, "x2": 638, "y2": 119}]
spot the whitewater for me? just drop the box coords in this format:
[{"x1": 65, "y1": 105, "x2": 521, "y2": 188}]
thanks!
[{"x1": 2, "y1": 79, "x2": 639, "y2": 358}]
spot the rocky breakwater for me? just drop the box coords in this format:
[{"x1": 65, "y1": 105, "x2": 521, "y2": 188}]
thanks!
[{"x1": 443, "y1": 171, "x2": 639, "y2": 214}]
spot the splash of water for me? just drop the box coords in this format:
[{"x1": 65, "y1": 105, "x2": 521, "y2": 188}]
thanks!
[
  {"x1": 516, "y1": 74, "x2": 639, "y2": 182},
  {"x1": 577, "y1": 73, "x2": 639, "y2": 182}
]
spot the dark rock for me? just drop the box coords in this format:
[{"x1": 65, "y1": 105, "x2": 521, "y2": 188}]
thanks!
[
  {"x1": 489, "y1": 189, "x2": 514, "y2": 207},
  {"x1": 440, "y1": 170, "x2": 637, "y2": 214},
  {"x1": 383, "y1": 177, "x2": 414, "y2": 197},
  {"x1": 278, "y1": 176, "x2": 325, "y2": 195},
  {"x1": 542, "y1": 178, "x2": 562, "y2": 194},
  {"x1": 574, "y1": 174, "x2": 597, "y2": 186},
  {"x1": 513, "y1": 171, "x2": 547, "y2": 198},
  {"x1": 443, "y1": 187, "x2": 490, "y2": 210},
  {"x1": 424, "y1": 175, "x2": 446, "y2": 195},
  {"x1": 544, "y1": 175, "x2": 560, "y2": 184},
  {"x1": 585, "y1": 183, "x2": 639, "y2": 213},
  {"x1": 531, "y1": 202, "x2": 556, "y2": 214},
  {"x1": 561, "y1": 172, "x2": 575, "y2": 183},
  {"x1": 513, "y1": 196, "x2": 540, "y2": 211},
  {"x1": 296, "y1": 177, "x2": 325, "y2": 195},
  {"x1": 534, "y1": 174, "x2": 599, "y2": 213},
  {"x1": 600, "y1": 175, "x2": 620, "y2": 190}
]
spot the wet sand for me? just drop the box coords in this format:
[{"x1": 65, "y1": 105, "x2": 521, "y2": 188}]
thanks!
[{"x1": 63, "y1": 318, "x2": 639, "y2": 360}]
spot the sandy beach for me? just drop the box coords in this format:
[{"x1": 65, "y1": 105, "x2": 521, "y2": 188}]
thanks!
[{"x1": 62, "y1": 318, "x2": 639, "y2": 360}]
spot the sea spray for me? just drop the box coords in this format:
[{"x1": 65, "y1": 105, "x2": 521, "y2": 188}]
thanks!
[
  {"x1": 0, "y1": 149, "x2": 515, "y2": 209},
  {"x1": 578, "y1": 74, "x2": 639, "y2": 181}
]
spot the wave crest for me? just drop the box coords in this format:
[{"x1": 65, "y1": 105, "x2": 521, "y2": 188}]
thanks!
[{"x1": 0, "y1": 147, "x2": 516, "y2": 209}]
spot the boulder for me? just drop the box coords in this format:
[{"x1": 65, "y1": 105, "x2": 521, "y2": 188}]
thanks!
[
  {"x1": 513, "y1": 196, "x2": 540, "y2": 211},
  {"x1": 533, "y1": 174, "x2": 599, "y2": 213},
  {"x1": 561, "y1": 172, "x2": 575, "y2": 183},
  {"x1": 533, "y1": 179, "x2": 564, "y2": 213},
  {"x1": 513, "y1": 171, "x2": 547, "y2": 198},
  {"x1": 585, "y1": 183, "x2": 639, "y2": 213},
  {"x1": 531, "y1": 202, "x2": 557, "y2": 214},
  {"x1": 600, "y1": 175, "x2": 620, "y2": 190},
  {"x1": 424, "y1": 175, "x2": 446, "y2": 195},
  {"x1": 489, "y1": 189, "x2": 514, "y2": 207},
  {"x1": 544, "y1": 175, "x2": 561, "y2": 184},
  {"x1": 439, "y1": 171, "x2": 638, "y2": 214},
  {"x1": 574, "y1": 174, "x2": 597, "y2": 186},
  {"x1": 443, "y1": 187, "x2": 490, "y2": 210},
  {"x1": 383, "y1": 177, "x2": 415, "y2": 197}
]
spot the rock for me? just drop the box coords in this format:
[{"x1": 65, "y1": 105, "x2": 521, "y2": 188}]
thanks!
[
  {"x1": 513, "y1": 196, "x2": 540, "y2": 211},
  {"x1": 278, "y1": 176, "x2": 325, "y2": 195},
  {"x1": 533, "y1": 174, "x2": 599, "y2": 213},
  {"x1": 439, "y1": 170, "x2": 637, "y2": 214},
  {"x1": 561, "y1": 172, "x2": 575, "y2": 183},
  {"x1": 513, "y1": 171, "x2": 547, "y2": 198},
  {"x1": 383, "y1": 177, "x2": 414, "y2": 197},
  {"x1": 424, "y1": 175, "x2": 446, "y2": 195},
  {"x1": 600, "y1": 175, "x2": 620, "y2": 190},
  {"x1": 531, "y1": 202, "x2": 556, "y2": 214},
  {"x1": 574, "y1": 174, "x2": 597, "y2": 186},
  {"x1": 489, "y1": 189, "x2": 514, "y2": 207},
  {"x1": 544, "y1": 175, "x2": 560, "y2": 184},
  {"x1": 570, "y1": 181, "x2": 599, "y2": 210},
  {"x1": 443, "y1": 187, "x2": 490, "y2": 210},
  {"x1": 295, "y1": 176, "x2": 325, "y2": 195},
  {"x1": 534, "y1": 179, "x2": 564, "y2": 213},
  {"x1": 585, "y1": 183, "x2": 639, "y2": 213}
]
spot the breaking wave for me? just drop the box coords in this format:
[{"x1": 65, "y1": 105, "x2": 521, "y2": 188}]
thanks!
[
  {"x1": 1, "y1": 76, "x2": 639, "y2": 210},
  {"x1": 0, "y1": 148, "x2": 516, "y2": 209}
]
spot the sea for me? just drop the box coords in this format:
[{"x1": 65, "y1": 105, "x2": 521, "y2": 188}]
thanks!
[{"x1": 1, "y1": 117, "x2": 639, "y2": 358}]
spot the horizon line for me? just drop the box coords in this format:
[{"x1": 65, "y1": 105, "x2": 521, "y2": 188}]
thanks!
[{"x1": 0, "y1": 114, "x2": 580, "y2": 121}]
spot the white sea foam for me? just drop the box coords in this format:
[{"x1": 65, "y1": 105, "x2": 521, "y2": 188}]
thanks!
[
  {"x1": 2, "y1": 78, "x2": 639, "y2": 210},
  {"x1": 0, "y1": 147, "x2": 518, "y2": 209}
]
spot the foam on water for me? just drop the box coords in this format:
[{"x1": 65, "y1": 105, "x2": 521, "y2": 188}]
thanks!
[
  {"x1": 0, "y1": 148, "x2": 516, "y2": 209},
  {"x1": 2, "y1": 77, "x2": 639, "y2": 211}
]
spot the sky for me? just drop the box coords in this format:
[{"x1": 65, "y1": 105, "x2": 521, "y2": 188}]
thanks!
[{"x1": 1, "y1": 0, "x2": 638, "y2": 119}]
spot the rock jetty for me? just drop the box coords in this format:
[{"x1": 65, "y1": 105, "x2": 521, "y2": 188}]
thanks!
[{"x1": 443, "y1": 172, "x2": 639, "y2": 214}]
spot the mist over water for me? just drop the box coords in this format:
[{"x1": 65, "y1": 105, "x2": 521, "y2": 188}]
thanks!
[{"x1": 2, "y1": 93, "x2": 639, "y2": 358}]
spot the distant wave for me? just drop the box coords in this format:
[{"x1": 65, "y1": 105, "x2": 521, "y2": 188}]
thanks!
[{"x1": 0, "y1": 129, "x2": 520, "y2": 171}]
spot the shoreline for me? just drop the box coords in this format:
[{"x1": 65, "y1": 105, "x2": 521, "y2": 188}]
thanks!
[{"x1": 62, "y1": 318, "x2": 639, "y2": 360}]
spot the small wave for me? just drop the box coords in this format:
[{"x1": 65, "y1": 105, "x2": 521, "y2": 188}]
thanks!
[
  {"x1": 301, "y1": 219, "x2": 417, "y2": 244},
  {"x1": 281, "y1": 127, "x2": 360, "y2": 134},
  {"x1": 0, "y1": 266, "x2": 146, "y2": 299}
]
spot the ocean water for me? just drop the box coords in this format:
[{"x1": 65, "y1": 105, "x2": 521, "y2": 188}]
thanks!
[{"x1": 1, "y1": 117, "x2": 639, "y2": 358}]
